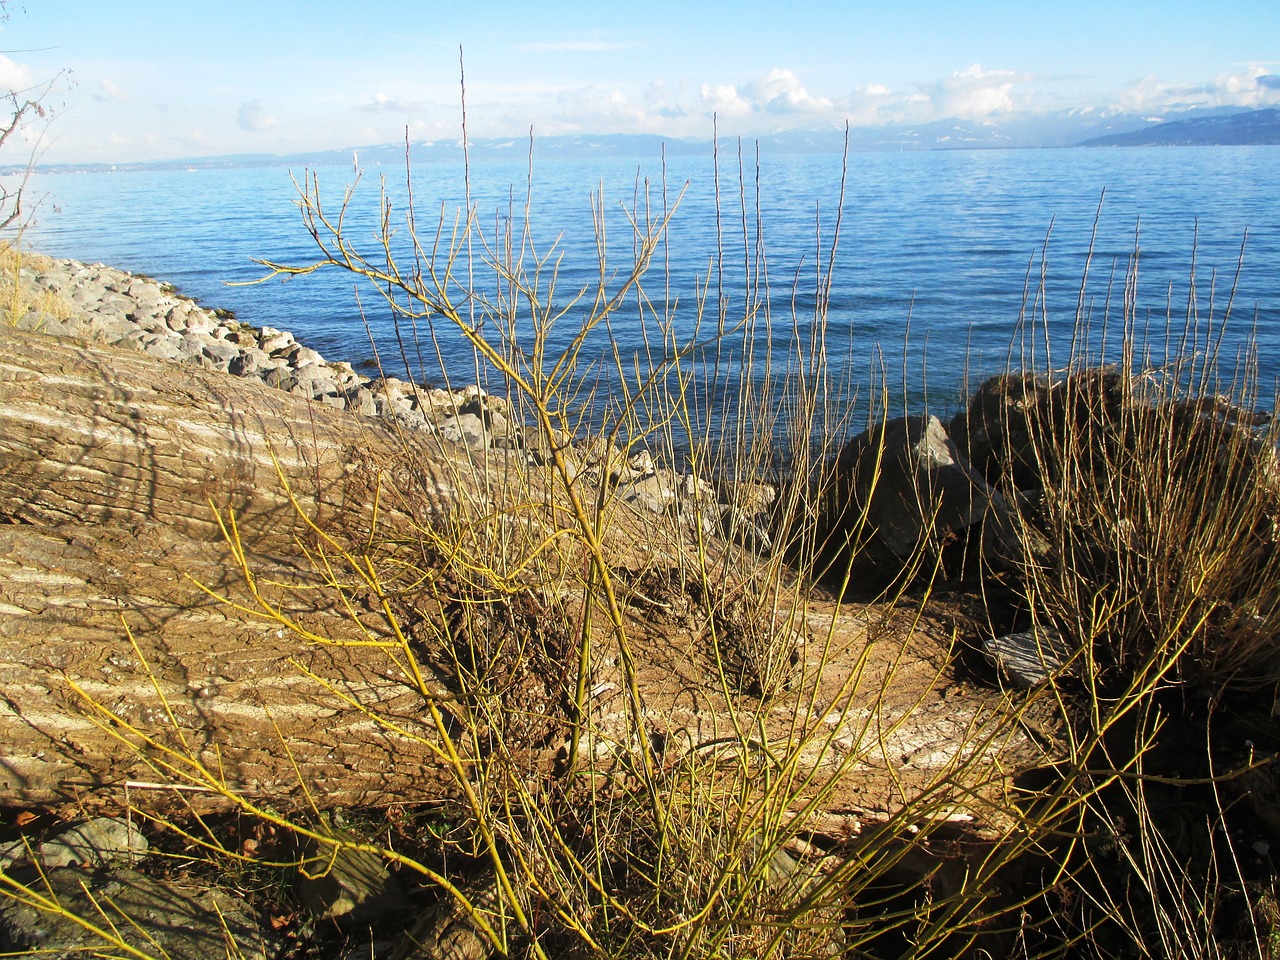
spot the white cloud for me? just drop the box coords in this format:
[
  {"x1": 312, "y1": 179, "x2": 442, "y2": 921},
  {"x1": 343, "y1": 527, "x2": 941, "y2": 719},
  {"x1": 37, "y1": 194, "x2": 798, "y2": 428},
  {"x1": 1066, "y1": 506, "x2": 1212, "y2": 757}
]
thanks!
[
  {"x1": 745, "y1": 69, "x2": 833, "y2": 115},
  {"x1": 554, "y1": 86, "x2": 646, "y2": 127},
  {"x1": 1202, "y1": 65, "x2": 1280, "y2": 107},
  {"x1": 927, "y1": 64, "x2": 1021, "y2": 118},
  {"x1": 363, "y1": 91, "x2": 433, "y2": 113},
  {"x1": 696, "y1": 69, "x2": 834, "y2": 122},
  {"x1": 845, "y1": 82, "x2": 904, "y2": 124},
  {"x1": 0, "y1": 55, "x2": 32, "y2": 96},
  {"x1": 699, "y1": 83, "x2": 753, "y2": 118},
  {"x1": 1114, "y1": 65, "x2": 1280, "y2": 113},
  {"x1": 517, "y1": 64, "x2": 1031, "y2": 137},
  {"x1": 695, "y1": 64, "x2": 1027, "y2": 131},
  {"x1": 237, "y1": 99, "x2": 279, "y2": 132},
  {"x1": 835, "y1": 64, "x2": 1030, "y2": 127},
  {"x1": 97, "y1": 78, "x2": 129, "y2": 102},
  {"x1": 643, "y1": 80, "x2": 688, "y2": 119}
]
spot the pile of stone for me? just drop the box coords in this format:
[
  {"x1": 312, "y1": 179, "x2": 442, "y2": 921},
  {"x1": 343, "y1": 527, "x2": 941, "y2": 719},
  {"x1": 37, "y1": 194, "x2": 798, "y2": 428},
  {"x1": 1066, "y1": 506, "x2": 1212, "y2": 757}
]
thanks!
[{"x1": 14, "y1": 256, "x2": 518, "y2": 436}]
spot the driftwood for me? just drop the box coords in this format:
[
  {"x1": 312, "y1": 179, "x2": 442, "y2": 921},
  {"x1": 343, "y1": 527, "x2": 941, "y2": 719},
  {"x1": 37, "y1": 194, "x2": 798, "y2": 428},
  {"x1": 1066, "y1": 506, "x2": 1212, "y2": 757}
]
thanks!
[
  {"x1": 0, "y1": 327, "x2": 468, "y2": 810},
  {"x1": 0, "y1": 327, "x2": 1036, "y2": 821}
]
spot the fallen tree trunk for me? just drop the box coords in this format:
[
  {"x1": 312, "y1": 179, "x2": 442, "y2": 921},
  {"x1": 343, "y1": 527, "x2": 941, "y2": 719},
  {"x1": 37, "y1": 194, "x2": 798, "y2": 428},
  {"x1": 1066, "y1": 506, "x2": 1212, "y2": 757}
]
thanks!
[
  {"x1": 0, "y1": 326, "x2": 465, "y2": 540},
  {"x1": 0, "y1": 327, "x2": 1037, "y2": 823},
  {"x1": 0, "y1": 327, "x2": 472, "y2": 810}
]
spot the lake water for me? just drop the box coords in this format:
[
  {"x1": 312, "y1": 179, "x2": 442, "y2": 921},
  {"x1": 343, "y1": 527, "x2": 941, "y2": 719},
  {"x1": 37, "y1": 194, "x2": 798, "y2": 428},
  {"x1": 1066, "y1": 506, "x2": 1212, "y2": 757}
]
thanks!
[{"x1": 18, "y1": 144, "x2": 1280, "y2": 430}]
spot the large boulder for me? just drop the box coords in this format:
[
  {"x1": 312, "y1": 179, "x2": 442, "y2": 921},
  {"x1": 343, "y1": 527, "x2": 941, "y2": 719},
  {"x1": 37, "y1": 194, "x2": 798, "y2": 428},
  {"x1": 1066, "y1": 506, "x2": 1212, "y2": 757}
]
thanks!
[
  {"x1": 948, "y1": 368, "x2": 1130, "y2": 493},
  {"x1": 822, "y1": 415, "x2": 1022, "y2": 569}
]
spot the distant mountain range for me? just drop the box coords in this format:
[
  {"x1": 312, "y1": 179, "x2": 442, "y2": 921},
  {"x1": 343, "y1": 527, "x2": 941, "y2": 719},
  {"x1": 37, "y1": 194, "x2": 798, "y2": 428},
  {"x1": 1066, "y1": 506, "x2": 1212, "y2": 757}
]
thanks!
[
  {"x1": 16, "y1": 106, "x2": 1280, "y2": 175},
  {"x1": 1078, "y1": 107, "x2": 1280, "y2": 146}
]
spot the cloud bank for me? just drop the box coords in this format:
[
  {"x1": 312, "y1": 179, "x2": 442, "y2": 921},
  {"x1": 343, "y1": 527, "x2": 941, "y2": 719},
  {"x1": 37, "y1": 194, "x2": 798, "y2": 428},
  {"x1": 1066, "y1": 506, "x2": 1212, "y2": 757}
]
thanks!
[
  {"x1": 20, "y1": 49, "x2": 1280, "y2": 165},
  {"x1": 237, "y1": 99, "x2": 279, "y2": 132},
  {"x1": 497, "y1": 61, "x2": 1280, "y2": 139},
  {"x1": 1114, "y1": 65, "x2": 1280, "y2": 113},
  {"x1": 0, "y1": 55, "x2": 32, "y2": 96}
]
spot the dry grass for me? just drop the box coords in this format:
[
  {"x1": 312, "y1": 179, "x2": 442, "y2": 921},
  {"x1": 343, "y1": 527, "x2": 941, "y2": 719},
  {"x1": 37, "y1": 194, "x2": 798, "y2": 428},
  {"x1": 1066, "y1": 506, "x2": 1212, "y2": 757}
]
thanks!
[
  {"x1": 967, "y1": 235, "x2": 1280, "y2": 958},
  {"x1": 0, "y1": 240, "x2": 73, "y2": 327}
]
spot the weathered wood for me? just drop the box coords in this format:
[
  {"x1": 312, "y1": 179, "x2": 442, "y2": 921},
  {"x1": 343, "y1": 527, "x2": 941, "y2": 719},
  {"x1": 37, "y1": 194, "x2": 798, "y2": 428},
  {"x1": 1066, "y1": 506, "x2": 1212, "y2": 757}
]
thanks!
[
  {"x1": 0, "y1": 326, "x2": 462, "y2": 540},
  {"x1": 0, "y1": 327, "x2": 469, "y2": 810},
  {"x1": 0, "y1": 327, "x2": 1039, "y2": 821}
]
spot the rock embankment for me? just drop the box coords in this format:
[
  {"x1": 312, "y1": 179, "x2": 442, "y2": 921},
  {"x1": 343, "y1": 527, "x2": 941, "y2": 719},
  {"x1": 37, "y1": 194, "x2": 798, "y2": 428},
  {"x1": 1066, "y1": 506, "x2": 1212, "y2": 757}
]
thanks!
[{"x1": 14, "y1": 255, "x2": 508, "y2": 434}]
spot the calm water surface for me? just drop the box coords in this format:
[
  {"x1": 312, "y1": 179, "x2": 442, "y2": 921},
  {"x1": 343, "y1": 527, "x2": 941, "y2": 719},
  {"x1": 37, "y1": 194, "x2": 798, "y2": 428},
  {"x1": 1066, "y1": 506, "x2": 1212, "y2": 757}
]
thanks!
[{"x1": 21, "y1": 145, "x2": 1280, "y2": 422}]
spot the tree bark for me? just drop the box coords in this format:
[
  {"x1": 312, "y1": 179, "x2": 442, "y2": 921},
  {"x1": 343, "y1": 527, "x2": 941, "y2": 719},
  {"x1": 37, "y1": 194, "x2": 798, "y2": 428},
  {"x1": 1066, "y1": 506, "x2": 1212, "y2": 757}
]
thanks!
[
  {"x1": 0, "y1": 327, "x2": 1037, "y2": 823},
  {"x1": 0, "y1": 327, "x2": 467, "y2": 811}
]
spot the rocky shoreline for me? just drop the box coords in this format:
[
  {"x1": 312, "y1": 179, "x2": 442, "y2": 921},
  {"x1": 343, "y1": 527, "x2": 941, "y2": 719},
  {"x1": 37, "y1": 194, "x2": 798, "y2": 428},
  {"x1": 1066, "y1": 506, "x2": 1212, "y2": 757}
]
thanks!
[{"x1": 14, "y1": 255, "x2": 513, "y2": 436}]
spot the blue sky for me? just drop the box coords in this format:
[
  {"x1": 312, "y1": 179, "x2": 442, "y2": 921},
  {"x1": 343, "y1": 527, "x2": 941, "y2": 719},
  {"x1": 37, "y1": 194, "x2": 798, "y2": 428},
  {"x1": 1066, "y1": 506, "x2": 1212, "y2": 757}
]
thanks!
[{"x1": 4, "y1": 0, "x2": 1278, "y2": 163}]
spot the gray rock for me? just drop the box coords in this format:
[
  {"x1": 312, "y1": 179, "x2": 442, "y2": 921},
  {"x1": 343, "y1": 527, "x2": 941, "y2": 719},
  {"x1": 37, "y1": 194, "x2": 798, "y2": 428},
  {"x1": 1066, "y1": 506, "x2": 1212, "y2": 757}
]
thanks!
[
  {"x1": 262, "y1": 368, "x2": 297, "y2": 391},
  {"x1": 345, "y1": 386, "x2": 379, "y2": 418},
  {"x1": 85, "y1": 316, "x2": 137, "y2": 342},
  {"x1": 721, "y1": 506, "x2": 773, "y2": 553},
  {"x1": 392, "y1": 878, "x2": 502, "y2": 960},
  {"x1": 215, "y1": 324, "x2": 258, "y2": 347},
  {"x1": 296, "y1": 831, "x2": 407, "y2": 923},
  {"x1": 228, "y1": 347, "x2": 272, "y2": 377},
  {"x1": 520, "y1": 424, "x2": 574, "y2": 465},
  {"x1": 0, "y1": 865, "x2": 278, "y2": 960},
  {"x1": 183, "y1": 309, "x2": 216, "y2": 335},
  {"x1": 438, "y1": 413, "x2": 489, "y2": 448},
  {"x1": 123, "y1": 281, "x2": 162, "y2": 307},
  {"x1": 678, "y1": 472, "x2": 713, "y2": 504},
  {"x1": 71, "y1": 285, "x2": 107, "y2": 308},
  {"x1": 115, "y1": 328, "x2": 150, "y2": 350},
  {"x1": 826, "y1": 414, "x2": 1023, "y2": 564},
  {"x1": 142, "y1": 336, "x2": 182, "y2": 362},
  {"x1": 177, "y1": 332, "x2": 211, "y2": 362},
  {"x1": 260, "y1": 329, "x2": 296, "y2": 355},
  {"x1": 369, "y1": 376, "x2": 417, "y2": 404},
  {"x1": 8, "y1": 252, "x2": 553, "y2": 453},
  {"x1": 290, "y1": 345, "x2": 326, "y2": 367},
  {"x1": 295, "y1": 372, "x2": 342, "y2": 400},
  {"x1": 621, "y1": 472, "x2": 677, "y2": 514},
  {"x1": 93, "y1": 292, "x2": 131, "y2": 317},
  {"x1": 949, "y1": 369, "x2": 1130, "y2": 493},
  {"x1": 133, "y1": 307, "x2": 171, "y2": 334},
  {"x1": 386, "y1": 394, "x2": 417, "y2": 416},
  {"x1": 14, "y1": 312, "x2": 74, "y2": 337},
  {"x1": 197, "y1": 337, "x2": 239, "y2": 366},
  {"x1": 391, "y1": 410, "x2": 430, "y2": 432},
  {"x1": 0, "y1": 816, "x2": 150, "y2": 870},
  {"x1": 626, "y1": 448, "x2": 655, "y2": 476},
  {"x1": 48, "y1": 817, "x2": 147, "y2": 868},
  {"x1": 984, "y1": 626, "x2": 1076, "y2": 687},
  {"x1": 164, "y1": 304, "x2": 195, "y2": 332}
]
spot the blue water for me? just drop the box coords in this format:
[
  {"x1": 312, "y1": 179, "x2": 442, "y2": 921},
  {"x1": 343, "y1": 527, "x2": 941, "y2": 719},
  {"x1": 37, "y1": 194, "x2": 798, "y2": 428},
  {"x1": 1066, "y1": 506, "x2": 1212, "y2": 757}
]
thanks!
[{"x1": 19, "y1": 145, "x2": 1280, "y2": 428}]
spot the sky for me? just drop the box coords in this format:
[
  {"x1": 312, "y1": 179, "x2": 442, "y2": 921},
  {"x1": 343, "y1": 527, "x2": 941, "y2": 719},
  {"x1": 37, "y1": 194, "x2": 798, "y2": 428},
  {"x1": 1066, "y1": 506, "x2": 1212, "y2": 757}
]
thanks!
[{"x1": 3, "y1": 0, "x2": 1278, "y2": 164}]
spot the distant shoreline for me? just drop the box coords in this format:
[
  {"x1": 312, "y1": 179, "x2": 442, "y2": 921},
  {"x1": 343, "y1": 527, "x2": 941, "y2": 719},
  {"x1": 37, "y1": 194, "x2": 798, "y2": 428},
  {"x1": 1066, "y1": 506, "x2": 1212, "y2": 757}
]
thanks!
[{"x1": 11, "y1": 107, "x2": 1279, "y2": 176}]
